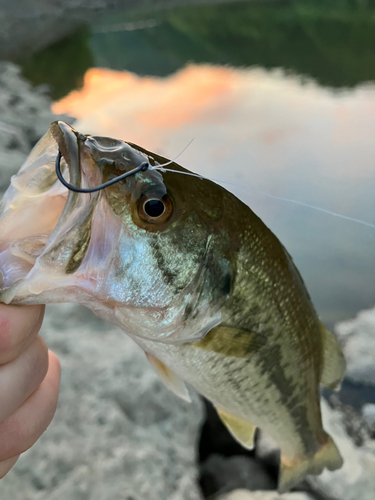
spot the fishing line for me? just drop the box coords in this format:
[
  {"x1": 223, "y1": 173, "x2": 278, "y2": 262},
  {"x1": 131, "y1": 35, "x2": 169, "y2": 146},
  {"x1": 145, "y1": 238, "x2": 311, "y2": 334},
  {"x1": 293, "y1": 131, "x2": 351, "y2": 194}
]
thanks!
[
  {"x1": 150, "y1": 138, "x2": 195, "y2": 167},
  {"x1": 55, "y1": 139, "x2": 374, "y2": 229},
  {"x1": 151, "y1": 166, "x2": 375, "y2": 229}
]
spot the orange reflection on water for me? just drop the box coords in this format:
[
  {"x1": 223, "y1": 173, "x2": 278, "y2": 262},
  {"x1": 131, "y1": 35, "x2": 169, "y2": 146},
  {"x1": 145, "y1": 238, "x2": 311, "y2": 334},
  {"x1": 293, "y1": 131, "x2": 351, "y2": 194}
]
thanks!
[
  {"x1": 53, "y1": 64, "x2": 375, "y2": 181},
  {"x1": 52, "y1": 65, "x2": 237, "y2": 149}
]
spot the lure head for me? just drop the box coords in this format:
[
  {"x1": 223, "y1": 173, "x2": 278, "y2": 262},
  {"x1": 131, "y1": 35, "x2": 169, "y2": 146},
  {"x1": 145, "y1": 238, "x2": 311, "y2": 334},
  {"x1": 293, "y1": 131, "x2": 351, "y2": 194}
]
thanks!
[{"x1": 0, "y1": 121, "x2": 237, "y2": 343}]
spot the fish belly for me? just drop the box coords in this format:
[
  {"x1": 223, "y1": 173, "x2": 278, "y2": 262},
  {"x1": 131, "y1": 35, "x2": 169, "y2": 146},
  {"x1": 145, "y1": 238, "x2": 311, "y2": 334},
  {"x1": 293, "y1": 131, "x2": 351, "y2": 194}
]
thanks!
[{"x1": 136, "y1": 336, "x2": 323, "y2": 460}]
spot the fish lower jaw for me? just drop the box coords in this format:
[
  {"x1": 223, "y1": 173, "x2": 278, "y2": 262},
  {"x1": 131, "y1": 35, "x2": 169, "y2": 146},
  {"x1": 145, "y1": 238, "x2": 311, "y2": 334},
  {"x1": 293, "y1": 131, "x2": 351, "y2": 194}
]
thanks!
[
  {"x1": 0, "y1": 250, "x2": 36, "y2": 303},
  {"x1": 0, "y1": 220, "x2": 61, "y2": 302},
  {"x1": 0, "y1": 188, "x2": 70, "y2": 302},
  {"x1": 0, "y1": 267, "x2": 97, "y2": 305}
]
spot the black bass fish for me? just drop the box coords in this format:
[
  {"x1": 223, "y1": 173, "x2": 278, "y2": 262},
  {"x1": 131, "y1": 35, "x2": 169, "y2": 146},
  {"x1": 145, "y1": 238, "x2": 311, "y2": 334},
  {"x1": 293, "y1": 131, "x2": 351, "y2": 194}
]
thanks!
[{"x1": 0, "y1": 122, "x2": 345, "y2": 492}]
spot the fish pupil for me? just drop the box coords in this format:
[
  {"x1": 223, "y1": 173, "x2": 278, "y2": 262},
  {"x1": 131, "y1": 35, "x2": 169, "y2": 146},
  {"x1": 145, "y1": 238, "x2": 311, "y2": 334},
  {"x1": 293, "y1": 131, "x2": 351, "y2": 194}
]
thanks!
[{"x1": 144, "y1": 199, "x2": 165, "y2": 218}]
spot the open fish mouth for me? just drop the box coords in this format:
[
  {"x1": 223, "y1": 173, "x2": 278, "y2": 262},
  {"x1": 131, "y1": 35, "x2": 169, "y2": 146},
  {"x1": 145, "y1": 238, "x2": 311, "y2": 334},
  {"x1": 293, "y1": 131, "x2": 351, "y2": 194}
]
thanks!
[
  {"x1": 0, "y1": 121, "x2": 132, "y2": 305},
  {"x1": 0, "y1": 121, "x2": 224, "y2": 343}
]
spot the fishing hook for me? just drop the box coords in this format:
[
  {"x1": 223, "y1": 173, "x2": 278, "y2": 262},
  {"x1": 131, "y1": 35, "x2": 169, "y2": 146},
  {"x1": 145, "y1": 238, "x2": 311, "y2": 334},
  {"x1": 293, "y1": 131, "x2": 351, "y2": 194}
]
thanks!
[{"x1": 55, "y1": 150, "x2": 150, "y2": 194}]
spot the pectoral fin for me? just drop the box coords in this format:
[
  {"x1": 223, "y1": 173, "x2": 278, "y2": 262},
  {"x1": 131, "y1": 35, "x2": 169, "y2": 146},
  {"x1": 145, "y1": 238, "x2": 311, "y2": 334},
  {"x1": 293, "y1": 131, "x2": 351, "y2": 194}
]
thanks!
[
  {"x1": 145, "y1": 352, "x2": 191, "y2": 403},
  {"x1": 194, "y1": 325, "x2": 266, "y2": 358},
  {"x1": 215, "y1": 407, "x2": 257, "y2": 450},
  {"x1": 319, "y1": 322, "x2": 346, "y2": 391}
]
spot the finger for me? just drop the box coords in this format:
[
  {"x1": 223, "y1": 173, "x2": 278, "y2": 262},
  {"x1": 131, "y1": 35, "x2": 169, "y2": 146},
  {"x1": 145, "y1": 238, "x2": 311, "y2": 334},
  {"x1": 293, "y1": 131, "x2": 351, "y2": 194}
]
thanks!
[
  {"x1": 0, "y1": 351, "x2": 61, "y2": 462},
  {"x1": 0, "y1": 455, "x2": 19, "y2": 479},
  {"x1": 0, "y1": 335, "x2": 49, "y2": 422},
  {"x1": 0, "y1": 304, "x2": 45, "y2": 365}
]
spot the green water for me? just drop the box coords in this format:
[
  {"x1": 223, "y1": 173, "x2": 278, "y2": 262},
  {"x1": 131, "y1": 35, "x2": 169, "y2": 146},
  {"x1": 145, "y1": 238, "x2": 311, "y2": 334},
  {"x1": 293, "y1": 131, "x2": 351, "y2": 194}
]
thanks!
[{"x1": 21, "y1": 0, "x2": 375, "y2": 98}]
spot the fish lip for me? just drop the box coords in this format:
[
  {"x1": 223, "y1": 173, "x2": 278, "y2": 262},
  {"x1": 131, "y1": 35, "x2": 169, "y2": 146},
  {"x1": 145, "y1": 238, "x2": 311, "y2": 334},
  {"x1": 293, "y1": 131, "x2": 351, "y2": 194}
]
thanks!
[
  {"x1": 51, "y1": 121, "x2": 85, "y2": 190},
  {"x1": 0, "y1": 122, "x2": 88, "y2": 301},
  {"x1": 0, "y1": 122, "x2": 149, "y2": 305}
]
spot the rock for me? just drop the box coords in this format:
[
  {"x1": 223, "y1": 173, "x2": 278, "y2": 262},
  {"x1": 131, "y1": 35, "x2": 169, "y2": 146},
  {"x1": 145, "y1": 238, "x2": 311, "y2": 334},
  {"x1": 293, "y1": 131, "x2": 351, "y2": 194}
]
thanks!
[
  {"x1": 0, "y1": 304, "x2": 204, "y2": 500},
  {"x1": 362, "y1": 404, "x2": 375, "y2": 436},
  {"x1": 335, "y1": 306, "x2": 375, "y2": 387},
  {"x1": 200, "y1": 454, "x2": 275, "y2": 497},
  {"x1": 0, "y1": 0, "x2": 238, "y2": 60},
  {"x1": 306, "y1": 398, "x2": 375, "y2": 500},
  {"x1": 0, "y1": 1, "x2": 79, "y2": 59},
  {"x1": 0, "y1": 62, "x2": 72, "y2": 193},
  {"x1": 255, "y1": 431, "x2": 279, "y2": 470},
  {"x1": 216, "y1": 489, "x2": 315, "y2": 500}
]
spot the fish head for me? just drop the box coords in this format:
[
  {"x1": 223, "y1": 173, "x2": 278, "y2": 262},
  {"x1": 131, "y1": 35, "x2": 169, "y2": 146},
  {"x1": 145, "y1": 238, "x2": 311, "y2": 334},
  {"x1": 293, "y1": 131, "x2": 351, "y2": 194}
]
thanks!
[{"x1": 0, "y1": 121, "x2": 235, "y2": 343}]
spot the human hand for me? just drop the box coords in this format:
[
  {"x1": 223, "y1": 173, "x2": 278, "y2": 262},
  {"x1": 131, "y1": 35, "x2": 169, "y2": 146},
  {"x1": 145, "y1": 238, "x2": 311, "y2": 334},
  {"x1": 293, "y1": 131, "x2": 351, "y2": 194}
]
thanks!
[{"x1": 0, "y1": 304, "x2": 60, "y2": 479}]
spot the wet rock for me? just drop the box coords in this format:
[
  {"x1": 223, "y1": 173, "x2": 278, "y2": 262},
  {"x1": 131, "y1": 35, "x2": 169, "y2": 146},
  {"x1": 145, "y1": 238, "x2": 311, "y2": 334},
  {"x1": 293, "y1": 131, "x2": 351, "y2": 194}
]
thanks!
[
  {"x1": 335, "y1": 306, "x2": 375, "y2": 387},
  {"x1": 255, "y1": 431, "x2": 279, "y2": 470},
  {"x1": 200, "y1": 454, "x2": 275, "y2": 497},
  {"x1": 216, "y1": 489, "x2": 315, "y2": 500},
  {"x1": 0, "y1": 304, "x2": 204, "y2": 500},
  {"x1": 306, "y1": 398, "x2": 375, "y2": 500},
  {"x1": 362, "y1": 404, "x2": 375, "y2": 437},
  {"x1": 0, "y1": 61, "x2": 72, "y2": 192}
]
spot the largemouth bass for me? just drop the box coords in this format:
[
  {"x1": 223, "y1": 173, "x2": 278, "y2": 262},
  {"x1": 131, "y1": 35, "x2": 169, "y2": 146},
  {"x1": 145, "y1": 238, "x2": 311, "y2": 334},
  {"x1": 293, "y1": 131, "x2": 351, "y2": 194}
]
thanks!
[{"x1": 0, "y1": 122, "x2": 345, "y2": 492}]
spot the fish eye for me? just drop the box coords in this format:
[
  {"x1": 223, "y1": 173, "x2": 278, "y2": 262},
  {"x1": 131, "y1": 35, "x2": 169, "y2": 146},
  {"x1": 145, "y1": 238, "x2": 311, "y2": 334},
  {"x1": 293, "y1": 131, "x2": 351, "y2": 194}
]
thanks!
[{"x1": 138, "y1": 193, "x2": 173, "y2": 224}]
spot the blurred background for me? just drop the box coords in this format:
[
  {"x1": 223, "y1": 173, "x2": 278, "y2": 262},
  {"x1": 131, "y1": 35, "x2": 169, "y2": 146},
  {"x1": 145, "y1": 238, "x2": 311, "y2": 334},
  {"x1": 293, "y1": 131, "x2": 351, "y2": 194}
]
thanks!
[{"x1": 0, "y1": 1, "x2": 375, "y2": 500}]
